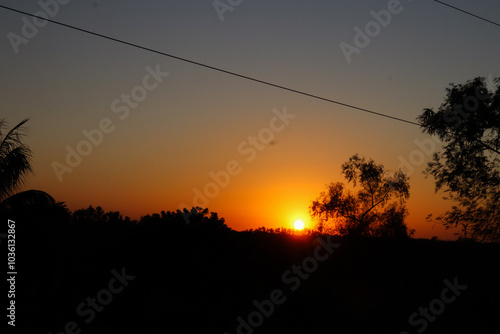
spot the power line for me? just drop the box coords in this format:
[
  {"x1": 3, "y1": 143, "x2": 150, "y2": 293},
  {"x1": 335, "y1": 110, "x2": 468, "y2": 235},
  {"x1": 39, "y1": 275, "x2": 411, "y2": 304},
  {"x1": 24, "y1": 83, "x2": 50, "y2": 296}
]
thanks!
[
  {"x1": 434, "y1": 0, "x2": 500, "y2": 28},
  {"x1": 0, "y1": 4, "x2": 420, "y2": 126}
]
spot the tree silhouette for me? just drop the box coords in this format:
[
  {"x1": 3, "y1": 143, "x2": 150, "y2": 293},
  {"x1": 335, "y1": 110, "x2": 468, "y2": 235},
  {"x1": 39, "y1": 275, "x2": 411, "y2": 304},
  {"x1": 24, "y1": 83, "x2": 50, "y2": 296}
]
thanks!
[
  {"x1": 71, "y1": 205, "x2": 133, "y2": 225},
  {"x1": 0, "y1": 118, "x2": 58, "y2": 215},
  {"x1": 418, "y1": 77, "x2": 500, "y2": 242},
  {"x1": 0, "y1": 118, "x2": 33, "y2": 201},
  {"x1": 310, "y1": 154, "x2": 411, "y2": 237},
  {"x1": 139, "y1": 207, "x2": 230, "y2": 232}
]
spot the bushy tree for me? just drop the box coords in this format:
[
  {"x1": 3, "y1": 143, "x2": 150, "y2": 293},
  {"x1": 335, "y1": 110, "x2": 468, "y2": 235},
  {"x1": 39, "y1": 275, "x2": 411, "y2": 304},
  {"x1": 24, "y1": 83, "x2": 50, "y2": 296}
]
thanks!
[
  {"x1": 418, "y1": 77, "x2": 500, "y2": 242},
  {"x1": 139, "y1": 207, "x2": 230, "y2": 232},
  {"x1": 72, "y1": 205, "x2": 133, "y2": 224},
  {"x1": 310, "y1": 154, "x2": 411, "y2": 237}
]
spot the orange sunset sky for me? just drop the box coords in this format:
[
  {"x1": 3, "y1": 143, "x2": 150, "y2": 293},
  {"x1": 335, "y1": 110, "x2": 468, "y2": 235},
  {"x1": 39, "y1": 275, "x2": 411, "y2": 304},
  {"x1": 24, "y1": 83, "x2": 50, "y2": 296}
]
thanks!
[{"x1": 1, "y1": 1, "x2": 499, "y2": 240}]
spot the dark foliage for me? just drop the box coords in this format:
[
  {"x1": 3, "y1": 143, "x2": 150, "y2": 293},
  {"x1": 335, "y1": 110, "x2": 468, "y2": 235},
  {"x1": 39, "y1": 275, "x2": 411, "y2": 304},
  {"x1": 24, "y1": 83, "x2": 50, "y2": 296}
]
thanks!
[
  {"x1": 310, "y1": 154, "x2": 412, "y2": 238},
  {"x1": 7, "y1": 203, "x2": 500, "y2": 334},
  {"x1": 418, "y1": 77, "x2": 500, "y2": 241}
]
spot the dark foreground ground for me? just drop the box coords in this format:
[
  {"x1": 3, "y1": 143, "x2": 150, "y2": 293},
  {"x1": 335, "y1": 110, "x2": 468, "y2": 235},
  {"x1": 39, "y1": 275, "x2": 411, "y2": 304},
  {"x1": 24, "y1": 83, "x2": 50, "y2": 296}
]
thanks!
[{"x1": 4, "y1": 209, "x2": 500, "y2": 334}]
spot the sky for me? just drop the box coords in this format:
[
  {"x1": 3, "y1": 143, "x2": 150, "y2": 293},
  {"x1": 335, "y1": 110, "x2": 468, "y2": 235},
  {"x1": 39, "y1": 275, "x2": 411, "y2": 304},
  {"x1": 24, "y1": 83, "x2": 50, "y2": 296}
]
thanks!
[{"x1": 1, "y1": 0, "x2": 499, "y2": 240}]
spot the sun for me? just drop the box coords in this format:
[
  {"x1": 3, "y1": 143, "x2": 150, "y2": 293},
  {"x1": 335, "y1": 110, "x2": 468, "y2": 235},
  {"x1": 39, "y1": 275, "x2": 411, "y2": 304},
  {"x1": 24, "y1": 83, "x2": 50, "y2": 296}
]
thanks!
[{"x1": 294, "y1": 220, "x2": 305, "y2": 230}]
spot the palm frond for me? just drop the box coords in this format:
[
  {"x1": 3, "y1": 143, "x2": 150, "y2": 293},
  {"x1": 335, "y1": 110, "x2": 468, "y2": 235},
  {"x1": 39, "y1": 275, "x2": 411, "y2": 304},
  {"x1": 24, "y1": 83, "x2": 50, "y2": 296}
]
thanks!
[{"x1": 0, "y1": 118, "x2": 33, "y2": 201}]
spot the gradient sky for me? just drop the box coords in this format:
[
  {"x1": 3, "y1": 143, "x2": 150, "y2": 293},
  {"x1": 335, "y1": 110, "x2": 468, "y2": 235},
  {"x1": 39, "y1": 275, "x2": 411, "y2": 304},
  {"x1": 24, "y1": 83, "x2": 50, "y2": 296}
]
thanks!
[{"x1": 1, "y1": 0, "x2": 499, "y2": 239}]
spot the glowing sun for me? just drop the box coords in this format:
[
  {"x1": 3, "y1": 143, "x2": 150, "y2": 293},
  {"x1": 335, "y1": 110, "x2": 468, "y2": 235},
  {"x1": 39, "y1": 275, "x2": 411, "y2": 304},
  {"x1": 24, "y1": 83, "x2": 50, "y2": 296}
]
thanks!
[{"x1": 294, "y1": 220, "x2": 305, "y2": 230}]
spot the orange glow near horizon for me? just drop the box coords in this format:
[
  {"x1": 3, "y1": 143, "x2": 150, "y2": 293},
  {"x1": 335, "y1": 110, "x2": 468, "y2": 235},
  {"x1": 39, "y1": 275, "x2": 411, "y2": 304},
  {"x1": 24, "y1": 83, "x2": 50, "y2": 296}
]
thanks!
[
  {"x1": 3, "y1": 0, "x2": 498, "y2": 257},
  {"x1": 27, "y1": 167, "x2": 459, "y2": 241}
]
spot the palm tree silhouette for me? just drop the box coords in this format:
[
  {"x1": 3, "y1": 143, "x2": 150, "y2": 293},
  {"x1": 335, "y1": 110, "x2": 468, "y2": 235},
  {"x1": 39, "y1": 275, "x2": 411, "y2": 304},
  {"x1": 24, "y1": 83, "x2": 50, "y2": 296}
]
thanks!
[{"x1": 0, "y1": 118, "x2": 55, "y2": 212}]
